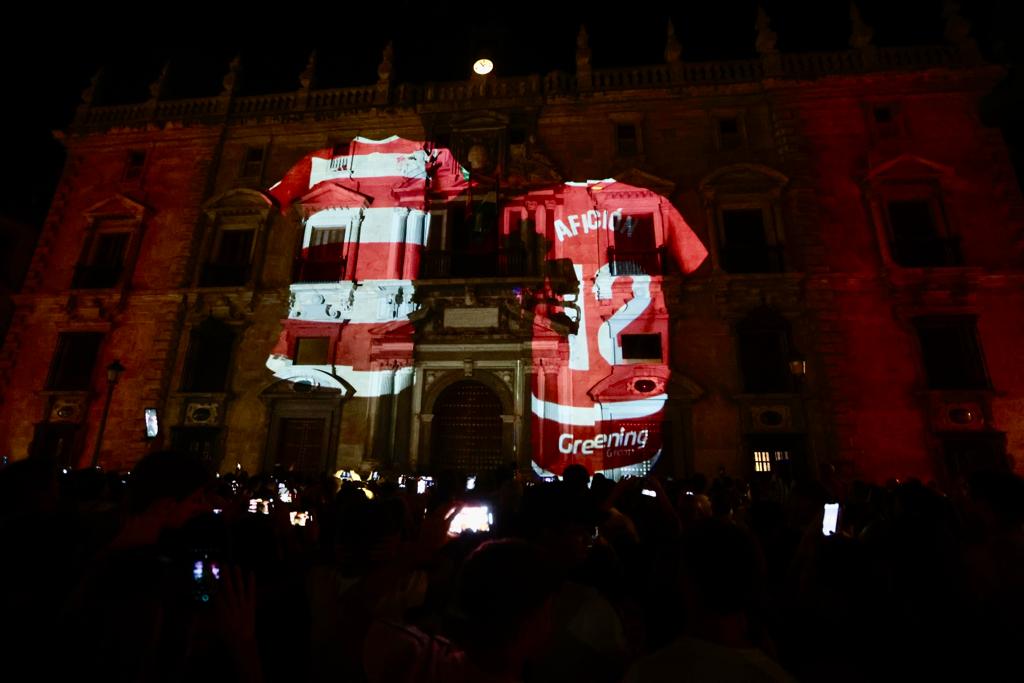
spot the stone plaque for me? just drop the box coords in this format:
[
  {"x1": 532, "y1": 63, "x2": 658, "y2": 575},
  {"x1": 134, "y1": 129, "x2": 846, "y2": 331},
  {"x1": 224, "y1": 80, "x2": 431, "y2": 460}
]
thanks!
[{"x1": 444, "y1": 307, "x2": 499, "y2": 328}]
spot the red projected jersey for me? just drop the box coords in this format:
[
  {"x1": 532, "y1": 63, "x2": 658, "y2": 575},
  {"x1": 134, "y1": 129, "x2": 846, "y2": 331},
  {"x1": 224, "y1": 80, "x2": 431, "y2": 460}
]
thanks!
[
  {"x1": 510, "y1": 180, "x2": 707, "y2": 477},
  {"x1": 266, "y1": 136, "x2": 469, "y2": 396},
  {"x1": 266, "y1": 138, "x2": 707, "y2": 478}
]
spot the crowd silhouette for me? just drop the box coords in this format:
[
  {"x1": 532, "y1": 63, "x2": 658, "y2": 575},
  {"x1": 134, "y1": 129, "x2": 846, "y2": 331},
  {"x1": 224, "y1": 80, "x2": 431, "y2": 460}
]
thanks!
[{"x1": 1, "y1": 451, "x2": 1022, "y2": 682}]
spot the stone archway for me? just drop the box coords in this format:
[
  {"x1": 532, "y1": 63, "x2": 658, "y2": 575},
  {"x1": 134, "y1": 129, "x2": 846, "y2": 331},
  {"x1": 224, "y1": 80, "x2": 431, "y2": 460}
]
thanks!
[{"x1": 430, "y1": 379, "x2": 505, "y2": 473}]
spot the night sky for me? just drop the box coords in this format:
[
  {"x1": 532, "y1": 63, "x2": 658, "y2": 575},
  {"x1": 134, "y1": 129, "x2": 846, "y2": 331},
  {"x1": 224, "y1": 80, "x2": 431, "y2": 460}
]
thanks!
[{"x1": 3, "y1": 0, "x2": 1022, "y2": 227}]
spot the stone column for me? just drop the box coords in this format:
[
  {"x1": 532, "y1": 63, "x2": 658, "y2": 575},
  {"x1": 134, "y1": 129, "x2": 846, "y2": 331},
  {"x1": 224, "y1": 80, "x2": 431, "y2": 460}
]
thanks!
[
  {"x1": 387, "y1": 208, "x2": 410, "y2": 279},
  {"x1": 402, "y1": 210, "x2": 425, "y2": 280}
]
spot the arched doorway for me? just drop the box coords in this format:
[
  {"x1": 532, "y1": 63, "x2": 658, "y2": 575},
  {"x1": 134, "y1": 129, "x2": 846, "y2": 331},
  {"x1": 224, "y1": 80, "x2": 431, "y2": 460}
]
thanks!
[{"x1": 431, "y1": 380, "x2": 503, "y2": 473}]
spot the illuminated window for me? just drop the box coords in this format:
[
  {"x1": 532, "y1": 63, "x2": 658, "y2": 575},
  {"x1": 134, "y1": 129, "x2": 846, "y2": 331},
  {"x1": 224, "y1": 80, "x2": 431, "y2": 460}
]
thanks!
[
  {"x1": 621, "y1": 334, "x2": 662, "y2": 362},
  {"x1": 240, "y1": 146, "x2": 265, "y2": 180},
  {"x1": 886, "y1": 199, "x2": 961, "y2": 267},
  {"x1": 616, "y1": 124, "x2": 639, "y2": 156},
  {"x1": 47, "y1": 332, "x2": 103, "y2": 391},
  {"x1": 754, "y1": 450, "x2": 772, "y2": 472},
  {"x1": 913, "y1": 316, "x2": 989, "y2": 390},
  {"x1": 181, "y1": 319, "x2": 235, "y2": 392},
  {"x1": 72, "y1": 226, "x2": 130, "y2": 289},
  {"x1": 295, "y1": 337, "x2": 330, "y2": 365},
  {"x1": 123, "y1": 150, "x2": 146, "y2": 182}
]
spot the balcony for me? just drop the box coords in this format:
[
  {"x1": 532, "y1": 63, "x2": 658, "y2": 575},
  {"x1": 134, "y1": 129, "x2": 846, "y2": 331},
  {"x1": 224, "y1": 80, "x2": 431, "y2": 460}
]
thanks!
[
  {"x1": 607, "y1": 247, "x2": 665, "y2": 276},
  {"x1": 720, "y1": 245, "x2": 785, "y2": 274},
  {"x1": 294, "y1": 258, "x2": 347, "y2": 283},
  {"x1": 71, "y1": 264, "x2": 123, "y2": 289},
  {"x1": 199, "y1": 263, "x2": 251, "y2": 287},
  {"x1": 419, "y1": 247, "x2": 528, "y2": 279}
]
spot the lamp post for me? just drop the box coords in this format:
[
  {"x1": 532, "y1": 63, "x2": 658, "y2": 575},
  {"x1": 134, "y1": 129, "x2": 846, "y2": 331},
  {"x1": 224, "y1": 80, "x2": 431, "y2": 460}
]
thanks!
[{"x1": 90, "y1": 359, "x2": 125, "y2": 468}]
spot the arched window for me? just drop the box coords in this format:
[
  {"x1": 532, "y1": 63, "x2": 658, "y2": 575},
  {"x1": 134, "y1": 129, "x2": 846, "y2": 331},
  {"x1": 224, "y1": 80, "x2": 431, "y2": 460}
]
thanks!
[{"x1": 737, "y1": 307, "x2": 795, "y2": 394}]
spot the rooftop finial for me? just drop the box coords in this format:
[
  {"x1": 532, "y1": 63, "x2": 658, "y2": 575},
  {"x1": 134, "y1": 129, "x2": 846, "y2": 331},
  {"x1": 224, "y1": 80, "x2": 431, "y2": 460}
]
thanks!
[
  {"x1": 849, "y1": 2, "x2": 874, "y2": 49},
  {"x1": 148, "y1": 61, "x2": 171, "y2": 101},
  {"x1": 377, "y1": 41, "x2": 394, "y2": 83},
  {"x1": 943, "y1": 0, "x2": 981, "y2": 63},
  {"x1": 755, "y1": 5, "x2": 778, "y2": 55},
  {"x1": 80, "y1": 67, "x2": 103, "y2": 106},
  {"x1": 299, "y1": 50, "x2": 317, "y2": 90},
  {"x1": 576, "y1": 25, "x2": 591, "y2": 70},
  {"x1": 221, "y1": 55, "x2": 242, "y2": 97},
  {"x1": 665, "y1": 19, "x2": 683, "y2": 64}
]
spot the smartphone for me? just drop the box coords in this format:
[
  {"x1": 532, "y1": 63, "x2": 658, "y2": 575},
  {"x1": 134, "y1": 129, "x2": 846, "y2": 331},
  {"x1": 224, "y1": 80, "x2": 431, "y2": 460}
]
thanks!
[
  {"x1": 641, "y1": 488, "x2": 657, "y2": 498},
  {"x1": 465, "y1": 475, "x2": 477, "y2": 491},
  {"x1": 277, "y1": 482, "x2": 293, "y2": 503},
  {"x1": 144, "y1": 408, "x2": 159, "y2": 438},
  {"x1": 822, "y1": 503, "x2": 840, "y2": 536},
  {"x1": 416, "y1": 477, "x2": 433, "y2": 495},
  {"x1": 289, "y1": 511, "x2": 312, "y2": 527},
  {"x1": 447, "y1": 505, "x2": 493, "y2": 536},
  {"x1": 248, "y1": 498, "x2": 272, "y2": 515},
  {"x1": 192, "y1": 556, "x2": 221, "y2": 603}
]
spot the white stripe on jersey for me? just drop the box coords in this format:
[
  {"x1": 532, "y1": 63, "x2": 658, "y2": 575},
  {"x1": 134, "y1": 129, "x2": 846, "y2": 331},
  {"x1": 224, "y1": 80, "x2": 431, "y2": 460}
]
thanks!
[
  {"x1": 310, "y1": 152, "x2": 430, "y2": 186},
  {"x1": 266, "y1": 355, "x2": 415, "y2": 397},
  {"x1": 305, "y1": 208, "x2": 429, "y2": 245},
  {"x1": 530, "y1": 393, "x2": 666, "y2": 426}
]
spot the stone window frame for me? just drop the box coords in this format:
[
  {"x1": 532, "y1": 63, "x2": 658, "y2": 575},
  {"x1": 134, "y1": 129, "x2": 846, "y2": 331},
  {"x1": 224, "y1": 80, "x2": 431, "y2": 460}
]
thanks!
[
  {"x1": 609, "y1": 112, "x2": 645, "y2": 159},
  {"x1": 862, "y1": 155, "x2": 960, "y2": 270},
  {"x1": 710, "y1": 109, "x2": 748, "y2": 152},
  {"x1": 73, "y1": 195, "x2": 147, "y2": 292},
  {"x1": 194, "y1": 189, "x2": 274, "y2": 289},
  {"x1": 699, "y1": 164, "x2": 790, "y2": 274}
]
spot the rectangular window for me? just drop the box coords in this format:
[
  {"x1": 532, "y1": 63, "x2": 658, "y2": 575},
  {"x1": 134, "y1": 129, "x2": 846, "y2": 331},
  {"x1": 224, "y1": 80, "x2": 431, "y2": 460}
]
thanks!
[
  {"x1": 47, "y1": 332, "x2": 103, "y2": 391},
  {"x1": 275, "y1": 417, "x2": 327, "y2": 473},
  {"x1": 171, "y1": 427, "x2": 222, "y2": 468},
  {"x1": 241, "y1": 146, "x2": 265, "y2": 179},
  {"x1": 621, "y1": 333, "x2": 662, "y2": 362},
  {"x1": 310, "y1": 227, "x2": 346, "y2": 249},
  {"x1": 73, "y1": 231, "x2": 130, "y2": 289},
  {"x1": 214, "y1": 228, "x2": 255, "y2": 266},
  {"x1": 720, "y1": 209, "x2": 783, "y2": 273},
  {"x1": 616, "y1": 124, "x2": 638, "y2": 156},
  {"x1": 717, "y1": 117, "x2": 743, "y2": 150},
  {"x1": 754, "y1": 450, "x2": 772, "y2": 472},
  {"x1": 200, "y1": 228, "x2": 254, "y2": 287},
  {"x1": 871, "y1": 103, "x2": 902, "y2": 139},
  {"x1": 610, "y1": 213, "x2": 659, "y2": 275},
  {"x1": 123, "y1": 150, "x2": 146, "y2": 181},
  {"x1": 748, "y1": 435, "x2": 805, "y2": 479},
  {"x1": 181, "y1": 321, "x2": 235, "y2": 392},
  {"x1": 887, "y1": 199, "x2": 960, "y2": 267},
  {"x1": 297, "y1": 227, "x2": 347, "y2": 282},
  {"x1": 913, "y1": 317, "x2": 989, "y2": 390},
  {"x1": 295, "y1": 337, "x2": 330, "y2": 365}
]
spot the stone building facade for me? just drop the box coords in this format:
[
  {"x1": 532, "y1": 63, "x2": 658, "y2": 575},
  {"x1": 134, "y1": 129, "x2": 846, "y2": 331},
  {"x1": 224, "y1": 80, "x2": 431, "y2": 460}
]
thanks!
[{"x1": 1, "y1": 10, "x2": 1022, "y2": 484}]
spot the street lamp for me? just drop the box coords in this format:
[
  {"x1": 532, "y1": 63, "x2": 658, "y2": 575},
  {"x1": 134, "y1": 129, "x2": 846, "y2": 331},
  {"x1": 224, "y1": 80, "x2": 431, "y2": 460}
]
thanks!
[{"x1": 90, "y1": 359, "x2": 125, "y2": 468}]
